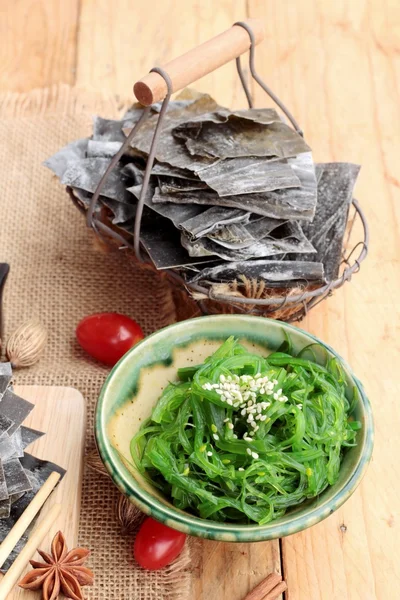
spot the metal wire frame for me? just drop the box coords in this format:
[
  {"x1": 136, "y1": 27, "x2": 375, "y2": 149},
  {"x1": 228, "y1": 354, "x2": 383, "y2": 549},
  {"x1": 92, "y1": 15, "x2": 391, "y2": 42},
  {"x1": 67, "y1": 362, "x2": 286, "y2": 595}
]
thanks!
[{"x1": 84, "y1": 21, "x2": 369, "y2": 320}]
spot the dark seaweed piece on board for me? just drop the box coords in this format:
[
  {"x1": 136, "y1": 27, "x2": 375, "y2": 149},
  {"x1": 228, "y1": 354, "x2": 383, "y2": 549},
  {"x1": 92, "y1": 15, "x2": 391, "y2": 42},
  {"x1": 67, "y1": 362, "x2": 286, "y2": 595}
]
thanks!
[
  {"x1": 20, "y1": 426, "x2": 45, "y2": 450},
  {"x1": 180, "y1": 207, "x2": 250, "y2": 240},
  {"x1": 0, "y1": 390, "x2": 34, "y2": 435},
  {"x1": 0, "y1": 498, "x2": 10, "y2": 519},
  {"x1": 151, "y1": 186, "x2": 316, "y2": 222},
  {"x1": 100, "y1": 198, "x2": 137, "y2": 225},
  {"x1": 0, "y1": 363, "x2": 12, "y2": 396},
  {"x1": 181, "y1": 221, "x2": 315, "y2": 261},
  {"x1": 0, "y1": 415, "x2": 13, "y2": 442},
  {"x1": 121, "y1": 162, "x2": 145, "y2": 185},
  {"x1": 0, "y1": 462, "x2": 8, "y2": 501},
  {"x1": 3, "y1": 458, "x2": 32, "y2": 496},
  {"x1": 293, "y1": 162, "x2": 361, "y2": 280},
  {"x1": 61, "y1": 158, "x2": 131, "y2": 203},
  {"x1": 189, "y1": 260, "x2": 325, "y2": 287},
  {"x1": 1, "y1": 455, "x2": 66, "y2": 572},
  {"x1": 44, "y1": 139, "x2": 89, "y2": 179},
  {"x1": 139, "y1": 210, "x2": 219, "y2": 270},
  {"x1": 173, "y1": 109, "x2": 311, "y2": 159}
]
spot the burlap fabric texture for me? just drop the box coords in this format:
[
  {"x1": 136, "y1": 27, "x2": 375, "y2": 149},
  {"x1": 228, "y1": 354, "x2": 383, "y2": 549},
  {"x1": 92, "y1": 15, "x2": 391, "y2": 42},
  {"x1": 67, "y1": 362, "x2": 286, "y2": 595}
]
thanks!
[{"x1": 0, "y1": 85, "x2": 191, "y2": 599}]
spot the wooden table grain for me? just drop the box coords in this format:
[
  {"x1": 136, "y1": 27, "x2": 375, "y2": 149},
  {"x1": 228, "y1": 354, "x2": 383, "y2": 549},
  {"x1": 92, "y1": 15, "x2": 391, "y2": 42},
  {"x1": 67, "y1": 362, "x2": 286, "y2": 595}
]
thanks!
[{"x1": 1, "y1": 1, "x2": 399, "y2": 599}]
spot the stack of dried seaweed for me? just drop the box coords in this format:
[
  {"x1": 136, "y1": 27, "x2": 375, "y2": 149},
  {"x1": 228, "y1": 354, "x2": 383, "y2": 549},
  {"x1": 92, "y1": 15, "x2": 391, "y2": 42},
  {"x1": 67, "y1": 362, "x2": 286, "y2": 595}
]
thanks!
[
  {"x1": 0, "y1": 364, "x2": 65, "y2": 571},
  {"x1": 45, "y1": 89, "x2": 360, "y2": 297}
]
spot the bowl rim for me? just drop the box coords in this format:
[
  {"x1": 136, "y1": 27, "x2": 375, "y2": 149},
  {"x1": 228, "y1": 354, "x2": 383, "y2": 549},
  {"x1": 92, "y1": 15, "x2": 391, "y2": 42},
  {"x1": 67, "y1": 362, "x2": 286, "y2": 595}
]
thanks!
[{"x1": 95, "y1": 315, "x2": 374, "y2": 542}]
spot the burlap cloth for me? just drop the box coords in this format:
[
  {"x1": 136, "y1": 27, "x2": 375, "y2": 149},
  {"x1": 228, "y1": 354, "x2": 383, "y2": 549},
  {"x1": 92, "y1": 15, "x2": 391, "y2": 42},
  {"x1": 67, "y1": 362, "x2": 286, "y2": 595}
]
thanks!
[{"x1": 0, "y1": 85, "x2": 191, "y2": 599}]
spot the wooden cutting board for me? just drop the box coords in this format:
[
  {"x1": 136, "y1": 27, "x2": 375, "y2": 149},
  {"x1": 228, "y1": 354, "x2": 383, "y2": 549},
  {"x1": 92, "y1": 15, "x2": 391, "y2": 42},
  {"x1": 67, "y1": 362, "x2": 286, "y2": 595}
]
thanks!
[{"x1": 2, "y1": 386, "x2": 85, "y2": 599}]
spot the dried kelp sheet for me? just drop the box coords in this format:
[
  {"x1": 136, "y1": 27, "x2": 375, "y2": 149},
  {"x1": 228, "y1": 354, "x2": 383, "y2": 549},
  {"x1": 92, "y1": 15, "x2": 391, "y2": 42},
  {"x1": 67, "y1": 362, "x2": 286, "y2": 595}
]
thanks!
[
  {"x1": 158, "y1": 176, "x2": 208, "y2": 194},
  {"x1": 139, "y1": 210, "x2": 220, "y2": 270},
  {"x1": 194, "y1": 156, "x2": 300, "y2": 197},
  {"x1": 87, "y1": 140, "x2": 123, "y2": 158},
  {"x1": 93, "y1": 112, "x2": 144, "y2": 143},
  {"x1": 151, "y1": 163, "x2": 200, "y2": 181},
  {"x1": 182, "y1": 221, "x2": 315, "y2": 261},
  {"x1": 44, "y1": 138, "x2": 89, "y2": 179},
  {"x1": 0, "y1": 391, "x2": 34, "y2": 435},
  {"x1": 20, "y1": 427, "x2": 45, "y2": 450},
  {"x1": 189, "y1": 260, "x2": 325, "y2": 287},
  {"x1": 181, "y1": 207, "x2": 250, "y2": 240},
  {"x1": 0, "y1": 463, "x2": 8, "y2": 502},
  {"x1": 1, "y1": 455, "x2": 66, "y2": 572},
  {"x1": 124, "y1": 92, "x2": 220, "y2": 171},
  {"x1": 0, "y1": 364, "x2": 12, "y2": 397},
  {"x1": 3, "y1": 459, "x2": 32, "y2": 496},
  {"x1": 61, "y1": 158, "x2": 131, "y2": 203},
  {"x1": 173, "y1": 108, "x2": 311, "y2": 159},
  {"x1": 293, "y1": 162, "x2": 360, "y2": 280},
  {"x1": 152, "y1": 185, "x2": 316, "y2": 221}
]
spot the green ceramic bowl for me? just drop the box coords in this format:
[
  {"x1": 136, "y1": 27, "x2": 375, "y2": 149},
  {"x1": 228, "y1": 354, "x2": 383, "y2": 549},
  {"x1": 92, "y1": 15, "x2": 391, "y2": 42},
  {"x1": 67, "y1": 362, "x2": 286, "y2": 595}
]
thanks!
[{"x1": 95, "y1": 315, "x2": 373, "y2": 542}]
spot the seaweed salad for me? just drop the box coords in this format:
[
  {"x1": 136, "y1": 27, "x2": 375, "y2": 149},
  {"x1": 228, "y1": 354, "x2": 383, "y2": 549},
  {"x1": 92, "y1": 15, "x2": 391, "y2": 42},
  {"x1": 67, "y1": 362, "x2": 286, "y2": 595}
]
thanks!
[{"x1": 130, "y1": 337, "x2": 361, "y2": 525}]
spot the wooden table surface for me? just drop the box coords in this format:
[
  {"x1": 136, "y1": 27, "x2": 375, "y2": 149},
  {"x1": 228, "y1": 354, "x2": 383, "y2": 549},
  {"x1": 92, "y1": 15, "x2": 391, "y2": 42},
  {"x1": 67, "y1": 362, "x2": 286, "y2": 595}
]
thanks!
[{"x1": 1, "y1": 1, "x2": 399, "y2": 599}]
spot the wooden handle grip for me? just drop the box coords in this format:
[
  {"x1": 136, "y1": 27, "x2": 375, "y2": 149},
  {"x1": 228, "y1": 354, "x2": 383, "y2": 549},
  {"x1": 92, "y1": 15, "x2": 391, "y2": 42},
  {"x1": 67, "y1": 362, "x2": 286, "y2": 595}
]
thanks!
[{"x1": 133, "y1": 19, "x2": 264, "y2": 106}]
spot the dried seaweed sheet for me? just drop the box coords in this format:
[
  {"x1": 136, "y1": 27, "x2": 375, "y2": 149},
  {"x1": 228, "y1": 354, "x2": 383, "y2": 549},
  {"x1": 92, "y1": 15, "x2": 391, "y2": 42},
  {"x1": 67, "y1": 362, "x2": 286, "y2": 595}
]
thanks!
[
  {"x1": 0, "y1": 364, "x2": 12, "y2": 396},
  {"x1": 189, "y1": 260, "x2": 325, "y2": 286},
  {"x1": 173, "y1": 109, "x2": 310, "y2": 159},
  {"x1": 0, "y1": 430, "x2": 23, "y2": 462},
  {"x1": 0, "y1": 415, "x2": 13, "y2": 441},
  {"x1": 20, "y1": 427, "x2": 45, "y2": 450},
  {"x1": 293, "y1": 162, "x2": 360, "y2": 280},
  {"x1": 87, "y1": 140, "x2": 123, "y2": 158},
  {"x1": 93, "y1": 114, "x2": 144, "y2": 142},
  {"x1": 139, "y1": 210, "x2": 219, "y2": 270},
  {"x1": 61, "y1": 158, "x2": 131, "y2": 203},
  {"x1": 152, "y1": 186, "x2": 316, "y2": 222},
  {"x1": 181, "y1": 221, "x2": 315, "y2": 261},
  {"x1": 1, "y1": 455, "x2": 66, "y2": 572},
  {"x1": 3, "y1": 459, "x2": 32, "y2": 496},
  {"x1": 44, "y1": 139, "x2": 89, "y2": 179},
  {"x1": 158, "y1": 176, "x2": 208, "y2": 194},
  {"x1": 0, "y1": 498, "x2": 10, "y2": 519},
  {"x1": 151, "y1": 163, "x2": 200, "y2": 181},
  {"x1": 0, "y1": 390, "x2": 34, "y2": 435},
  {"x1": 180, "y1": 207, "x2": 250, "y2": 240},
  {"x1": 124, "y1": 92, "x2": 220, "y2": 171},
  {"x1": 0, "y1": 462, "x2": 8, "y2": 501},
  {"x1": 195, "y1": 156, "x2": 300, "y2": 197},
  {"x1": 121, "y1": 162, "x2": 145, "y2": 185}
]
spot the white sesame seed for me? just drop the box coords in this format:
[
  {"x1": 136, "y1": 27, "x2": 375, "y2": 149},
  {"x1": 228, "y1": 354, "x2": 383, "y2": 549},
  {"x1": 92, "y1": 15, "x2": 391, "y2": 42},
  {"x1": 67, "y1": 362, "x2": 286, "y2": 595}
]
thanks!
[
  {"x1": 249, "y1": 431, "x2": 255, "y2": 437},
  {"x1": 296, "y1": 403, "x2": 303, "y2": 409},
  {"x1": 216, "y1": 389, "x2": 223, "y2": 395},
  {"x1": 247, "y1": 414, "x2": 254, "y2": 422},
  {"x1": 255, "y1": 373, "x2": 261, "y2": 379},
  {"x1": 213, "y1": 433, "x2": 219, "y2": 440},
  {"x1": 220, "y1": 375, "x2": 226, "y2": 383},
  {"x1": 238, "y1": 467, "x2": 244, "y2": 471},
  {"x1": 227, "y1": 399, "x2": 233, "y2": 406},
  {"x1": 260, "y1": 388, "x2": 265, "y2": 395},
  {"x1": 251, "y1": 451, "x2": 259, "y2": 459},
  {"x1": 228, "y1": 422, "x2": 234, "y2": 429},
  {"x1": 207, "y1": 451, "x2": 213, "y2": 456},
  {"x1": 224, "y1": 418, "x2": 229, "y2": 423},
  {"x1": 243, "y1": 436, "x2": 253, "y2": 442},
  {"x1": 260, "y1": 415, "x2": 267, "y2": 421},
  {"x1": 254, "y1": 425, "x2": 259, "y2": 432},
  {"x1": 240, "y1": 408, "x2": 247, "y2": 416},
  {"x1": 273, "y1": 379, "x2": 278, "y2": 385},
  {"x1": 255, "y1": 414, "x2": 262, "y2": 421},
  {"x1": 246, "y1": 448, "x2": 252, "y2": 455},
  {"x1": 233, "y1": 434, "x2": 238, "y2": 439},
  {"x1": 250, "y1": 421, "x2": 257, "y2": 428}
]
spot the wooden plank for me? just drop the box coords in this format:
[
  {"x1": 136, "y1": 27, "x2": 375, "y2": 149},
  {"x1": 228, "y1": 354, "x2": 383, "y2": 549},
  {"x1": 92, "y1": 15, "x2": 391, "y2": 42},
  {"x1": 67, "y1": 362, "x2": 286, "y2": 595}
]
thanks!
[
  {"x1": 7, "y1": 386, "x2": 86, "y2": 599},
  {"x1": 248, "y1": 1, "x2": 400, "y2": 599},
  {"x1": 76, "y1": 0, "x2": 251, "y2": 108},
  {"x1": 0, "y1": 0, "x2": 80, "y2": 92}
]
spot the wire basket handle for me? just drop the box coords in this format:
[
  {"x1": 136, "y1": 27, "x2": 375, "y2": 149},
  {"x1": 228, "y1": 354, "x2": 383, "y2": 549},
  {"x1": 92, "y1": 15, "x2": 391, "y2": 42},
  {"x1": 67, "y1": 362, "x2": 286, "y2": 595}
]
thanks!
[{"x1": 133, "y1": 19, "x2": 265, "y2": 106}]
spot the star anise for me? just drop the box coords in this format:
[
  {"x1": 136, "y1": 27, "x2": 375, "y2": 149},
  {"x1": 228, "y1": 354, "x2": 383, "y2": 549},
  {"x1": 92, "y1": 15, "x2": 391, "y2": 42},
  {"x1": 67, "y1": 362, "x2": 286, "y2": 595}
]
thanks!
[{"x1": 19, "y1": 531, "x2": 94, "y2": 600}]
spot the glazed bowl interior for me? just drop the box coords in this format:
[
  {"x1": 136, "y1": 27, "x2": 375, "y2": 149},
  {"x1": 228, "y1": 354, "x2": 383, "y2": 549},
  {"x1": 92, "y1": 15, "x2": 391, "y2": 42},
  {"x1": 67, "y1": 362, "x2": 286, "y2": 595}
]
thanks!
[{"x1": 96, "y1": 315, "x2": 373, "y2": 542}]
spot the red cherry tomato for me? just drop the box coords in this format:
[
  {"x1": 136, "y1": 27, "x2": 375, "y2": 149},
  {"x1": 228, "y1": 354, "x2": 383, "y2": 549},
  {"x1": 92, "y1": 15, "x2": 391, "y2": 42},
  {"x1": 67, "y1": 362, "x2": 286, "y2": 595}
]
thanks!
[
  {"x1": 76, "y1": 313, "x2": 144, "y2": 366},
  {"x1": 134, "y1": 517, "x2": 186, "y2": 570}
]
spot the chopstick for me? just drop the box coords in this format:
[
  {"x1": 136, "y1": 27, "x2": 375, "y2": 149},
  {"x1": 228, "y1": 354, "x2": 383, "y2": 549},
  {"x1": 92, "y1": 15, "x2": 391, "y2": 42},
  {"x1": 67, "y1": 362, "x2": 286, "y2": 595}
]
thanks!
[
  {"x1": 0, "y1": 502, "x2": 61, "y2": 599},
  {"x1": 243, "y1": 572, "x2": 287, "y2": 600},
  {"x1": 0, "y1": 471, "x2": 61, "y2": 569}
]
